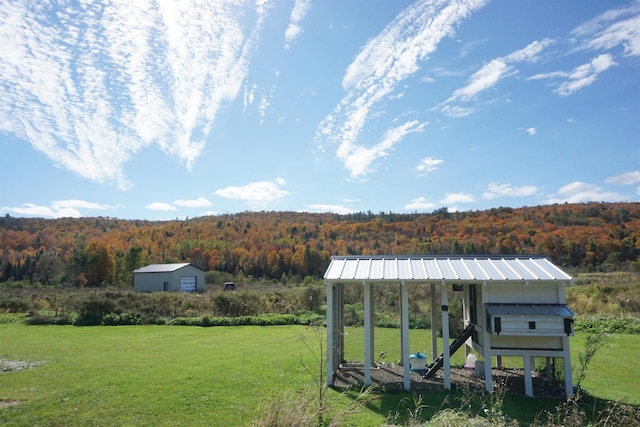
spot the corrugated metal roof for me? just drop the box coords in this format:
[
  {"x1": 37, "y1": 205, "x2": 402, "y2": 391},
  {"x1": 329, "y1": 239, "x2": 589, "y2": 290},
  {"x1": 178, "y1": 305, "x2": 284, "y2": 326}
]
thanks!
[
  {"x1": 133, "y1": 263, "x2": 190, "y2": 273},
  {"x1": 323, "y1": 255, "x2": 572, "y2": 283},
  {"x1": 486, "y1": 303, "x2": 575, "y2": 317}
]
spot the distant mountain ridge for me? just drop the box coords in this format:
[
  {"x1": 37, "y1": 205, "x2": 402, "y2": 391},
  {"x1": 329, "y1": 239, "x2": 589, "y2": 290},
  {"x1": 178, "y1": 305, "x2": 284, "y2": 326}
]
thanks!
[{"x1": 1, "y1": 202, "x2": 638, "y2": 286}]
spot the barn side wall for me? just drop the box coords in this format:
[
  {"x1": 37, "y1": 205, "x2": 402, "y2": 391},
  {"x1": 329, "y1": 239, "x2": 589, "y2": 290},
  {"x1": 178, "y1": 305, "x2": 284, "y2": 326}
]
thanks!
[{"x1": 134, "y1": 272, "x2": 173, "y2": 292}]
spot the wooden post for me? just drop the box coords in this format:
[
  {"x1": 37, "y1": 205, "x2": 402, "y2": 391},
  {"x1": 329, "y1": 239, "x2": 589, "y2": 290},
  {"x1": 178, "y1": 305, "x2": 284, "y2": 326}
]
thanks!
[
  {"x1": 326, "y1": 281, "x2": 334, "y2": 386},
  {"x1": 524, "y1": 355, "x2": 533, "y2": 397},
  {"x1": 430, "y1": 283, "x2": 438, "y2": 361},
  {"x1": 401, "y1": 281, "x2": 410, "y2": 391},
  {"x1": 364, "y1": 281, "x2": 372, "y2": 386},
  {"x1": 442, "y1": 281, "x2": 451, "y2": 390},
  {"x1": 563, "y1": 336, "x2": 574, "y2": 397}
]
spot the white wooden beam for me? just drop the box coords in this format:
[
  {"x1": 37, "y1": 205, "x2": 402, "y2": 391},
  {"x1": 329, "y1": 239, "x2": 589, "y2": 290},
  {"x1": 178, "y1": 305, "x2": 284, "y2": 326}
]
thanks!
[
  {"x1": 563, "y1": 336, "x2": 574, "y2": 397},
  {"x1": 401, "y1": 281, "x2": 410, "y2": 391},
  {"x1": 524, "y1": 355, "x2": 533, "y2": 397},
  {"x1": 364, "y1": 281, "x2": 372, "y2": 386},
  {"x1": 430, "y1": 283, "x2": 437, "y2": 360},
  {"x1": 326, "y1": 281, "x2": 334, "y2": 386},
  {"x1": 441, "y1": 280, "x2": 451, "y2": 390}
]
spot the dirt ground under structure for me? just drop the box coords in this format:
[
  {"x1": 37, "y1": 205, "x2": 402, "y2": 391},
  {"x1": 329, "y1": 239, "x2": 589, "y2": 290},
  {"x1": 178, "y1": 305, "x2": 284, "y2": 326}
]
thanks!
[{"x1": 332, "y1": 363, "x2": 568, "y2": 398}]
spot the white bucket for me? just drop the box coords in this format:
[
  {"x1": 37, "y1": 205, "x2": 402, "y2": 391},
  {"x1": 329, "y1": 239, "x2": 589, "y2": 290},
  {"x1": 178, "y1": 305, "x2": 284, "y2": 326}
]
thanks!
[{"x1": 465, "y1": 353, "x2": 477, "y2": 369}]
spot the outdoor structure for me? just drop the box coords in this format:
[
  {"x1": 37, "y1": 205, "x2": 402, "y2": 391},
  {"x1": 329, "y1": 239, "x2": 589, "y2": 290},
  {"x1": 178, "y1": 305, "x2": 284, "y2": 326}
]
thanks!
[
  {"x1": 324, "y1": 255, "x2": 575, "y2": 397},
  {"x1": 133, "y1": 263, "x2": 205, "y2": 293}
]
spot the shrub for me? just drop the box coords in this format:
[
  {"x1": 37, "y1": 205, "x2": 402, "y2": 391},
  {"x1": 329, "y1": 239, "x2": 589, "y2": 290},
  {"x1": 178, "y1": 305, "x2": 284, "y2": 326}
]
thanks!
[
  {"x1": 75, "y1": 296, "x2": 116, "y2": 326},
  {"x1": 102, "y1": 312, "x2": 143, "y2": 326}
]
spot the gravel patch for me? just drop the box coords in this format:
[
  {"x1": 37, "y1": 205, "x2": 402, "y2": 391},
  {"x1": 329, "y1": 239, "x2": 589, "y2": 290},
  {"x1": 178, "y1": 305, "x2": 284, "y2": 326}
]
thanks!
[{"x1": 0, "y1": 358, "x2": 46, "y2": 373}]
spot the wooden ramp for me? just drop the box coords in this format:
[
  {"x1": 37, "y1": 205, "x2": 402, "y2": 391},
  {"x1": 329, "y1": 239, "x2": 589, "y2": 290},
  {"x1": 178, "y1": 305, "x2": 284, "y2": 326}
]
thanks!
[{"x1": 423, "y1": 324, "x2": 474, "y2": 379}]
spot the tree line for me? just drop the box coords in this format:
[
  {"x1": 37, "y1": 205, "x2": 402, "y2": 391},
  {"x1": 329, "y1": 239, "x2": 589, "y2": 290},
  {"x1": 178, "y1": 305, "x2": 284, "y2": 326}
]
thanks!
[{"x1": 1, "y1": 202, "x2": 638, "y2": 287}]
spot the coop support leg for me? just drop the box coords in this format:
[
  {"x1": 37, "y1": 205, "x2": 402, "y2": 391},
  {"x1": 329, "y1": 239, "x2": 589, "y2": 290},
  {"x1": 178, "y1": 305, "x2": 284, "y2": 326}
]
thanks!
[
  {"x1": 364, "y1": 281, "x2": 372, "y2": 387},
  {"x1": 441, "y1": 281, "x2": 451, "y2": 391},
  {"x1": 562, "y1": 336, "x2": 574, "y2": 397},
  {"x1": 401, "y1": 281, "x2": 410, "y2": 391},
  {"x1": 524, "y1": 356, "x2": 534, "y2": 397}
]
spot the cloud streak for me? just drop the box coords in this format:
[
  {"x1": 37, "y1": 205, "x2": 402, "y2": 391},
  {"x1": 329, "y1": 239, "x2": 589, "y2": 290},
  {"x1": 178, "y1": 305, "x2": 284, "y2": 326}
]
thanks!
[
  {"x1": 315, "y1": 0, "x2": 488, "y2": 177},
  {"x1": 441, "y1": 38, "x2": 553, "y2": 115},
  {"x1": 0, "y1": 0, "x2": 268, "y2": 189},
  {"x1": 572, "y1": 0, "x2": 640, "y2": 57},
  {"x1": 284, "y1": 0, "x2": 311, "y2": 49},
  {"x1": 213, "y1": 177, "x2": 290, "y2": 208},
  {"x1": 543, "y1": 181, "x2": 629, "y2": 204},
  {"x1": 528, "y1": 54, "x2": 617, "y2": 96},
  {"x1": 1, "y1": 200, "x2": 112, "y2": 218}
]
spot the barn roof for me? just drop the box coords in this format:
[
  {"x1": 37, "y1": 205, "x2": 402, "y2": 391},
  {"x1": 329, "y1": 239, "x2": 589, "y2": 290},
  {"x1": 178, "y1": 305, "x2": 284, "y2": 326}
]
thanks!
[
  {"x1": 323, "y1": 255, "x2": 572, "y2": 283},
  {"x1": 133, "y1": 263, "x2": 191, "y2": 273}
]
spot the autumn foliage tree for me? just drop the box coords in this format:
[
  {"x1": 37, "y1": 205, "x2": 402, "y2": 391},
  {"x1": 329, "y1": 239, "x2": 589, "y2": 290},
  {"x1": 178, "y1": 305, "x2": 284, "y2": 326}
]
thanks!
[
  {"x1": 85, "y1": 241, "x2": 115, "y2": 287},
  {"x1": 0, "y1": 203, "x2": 638, "y2": 287}
]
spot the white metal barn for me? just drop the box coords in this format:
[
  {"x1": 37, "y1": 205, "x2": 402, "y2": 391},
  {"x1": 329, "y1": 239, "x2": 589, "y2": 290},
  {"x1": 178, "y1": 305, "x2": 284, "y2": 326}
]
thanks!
[
  {"x1": 133, "y1": 263, "x2": 205, "y2": 293},
  {"x1": 324, "y1": 255, "x2": 575, "y2": 397}
]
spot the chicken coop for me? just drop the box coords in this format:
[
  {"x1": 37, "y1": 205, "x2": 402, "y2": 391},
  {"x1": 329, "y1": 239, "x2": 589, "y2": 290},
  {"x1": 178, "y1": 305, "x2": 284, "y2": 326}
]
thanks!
[{"x1": 324, "y1": 255, "x2": 574, "y2": 397}]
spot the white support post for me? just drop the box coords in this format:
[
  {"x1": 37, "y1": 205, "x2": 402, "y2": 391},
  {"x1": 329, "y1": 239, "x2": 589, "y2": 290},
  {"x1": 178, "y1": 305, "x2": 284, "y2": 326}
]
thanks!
[
  {"x1": 562, "y1": 336, "x2": 574, "y2": 397},
  {"x1": 524, "y1": 355, "x2": 534, "y2": 397},
  {"x1": 481, "y1": 281, "x2": 493, "y2": 392},
  {"x1": 401, "y1": 281, "x2": 410, "y2": 391},
  {"x1": 463, "y1": 283, "x2": 470, "y2": 360},
  {"x1": 364, "y1": 281, "x2": 372, "y2": 386},
  {"x1": 441, "y1": 280, "x2": 451, "y2": 390},
  {"x1": 336, "y1": 283, "x2": 344, "y2": 366},
  {"x1": 430, "y1": 283, "x2": 438, "y2": 361},
  {"x1": 326, "y1": 281, "x2": 334, "y2": 386}
]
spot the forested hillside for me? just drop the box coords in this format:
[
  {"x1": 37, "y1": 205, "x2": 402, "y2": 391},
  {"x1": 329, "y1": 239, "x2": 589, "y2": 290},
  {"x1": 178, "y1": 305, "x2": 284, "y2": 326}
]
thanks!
[{"x1": 1, "y1": 202, "x2": 639, "y2": 287}]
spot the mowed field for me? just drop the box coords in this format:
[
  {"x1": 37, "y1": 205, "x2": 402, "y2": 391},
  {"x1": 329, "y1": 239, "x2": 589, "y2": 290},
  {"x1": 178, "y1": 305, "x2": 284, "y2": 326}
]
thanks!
[{"x1": 1, "y1": 324, "x2": 639, "y2": 426}]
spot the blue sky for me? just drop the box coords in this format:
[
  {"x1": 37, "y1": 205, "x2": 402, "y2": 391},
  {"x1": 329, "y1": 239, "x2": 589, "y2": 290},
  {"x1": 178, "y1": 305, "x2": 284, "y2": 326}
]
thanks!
[{"x1": 1, "y1": 0, "x2": 639, "y2": 220}]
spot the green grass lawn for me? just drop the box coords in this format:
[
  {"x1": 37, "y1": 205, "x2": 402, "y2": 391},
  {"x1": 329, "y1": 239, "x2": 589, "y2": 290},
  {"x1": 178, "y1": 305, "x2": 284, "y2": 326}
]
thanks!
[{"x1": 1, "y1": 324, "x2": 638, "y2": 426}]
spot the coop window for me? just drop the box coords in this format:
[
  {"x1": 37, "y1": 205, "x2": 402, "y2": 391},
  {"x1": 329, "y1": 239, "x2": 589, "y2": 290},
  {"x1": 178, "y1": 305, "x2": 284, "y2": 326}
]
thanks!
[{"x1": 529, "y1": 321, "x2": 536, "y2": 330}]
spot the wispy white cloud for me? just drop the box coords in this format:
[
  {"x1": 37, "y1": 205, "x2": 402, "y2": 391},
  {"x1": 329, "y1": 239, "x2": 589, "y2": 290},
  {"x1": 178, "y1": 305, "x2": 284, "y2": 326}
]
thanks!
[
  {"x1": 529, "y1": 54, "x2": 617, "y2": 96},
  {"x1": 482, "y1": 182, "x2": 538, "y2": 200},
  {"x1": 338, "y1": 120, "x2": 427, "y2": 179},
  {"x1": 173, "y1": 197, "x2": 213, "y2": 208},
  {"x1": 572, "y1": 1, "x2": 640, "y2": 57},
  {"x1": 543, "y1": 181, "x2": 629, "y2": 204},
  {"x1": 0, "y1": 0, "x2": 268, "y2": 189},
  {"x1": 417, "y1": 157, "x2": 444, "y2": 175},
  {"x1": 605, "y1": 170, "x2": 640, "y2": 185},
  {"x1": 284, "y1": 0, "x2": 311, "y2": 49},
  {"x1": 304, "y1": 204, "x2": 354, "y2": 215},
  {"x1": 441, "y1": 38, "x2": 553, "y2": 114},
  {"x1": 2, "y1": 200, "x2": 112, "y2": 218},
  {"x1": 315, "y1": 0, "x2": 488, "y2": 175},
  {"x1": 404, "y1": 197, "x2": 436, "y2": 211},
  {"x1": 145, "y1": 202, "x2": 177, "y2": 212},
  {"x1": 405, "y1": 192, "x2": 475, "y2": 211},
  {"x1": 441, "y1": 105, "x2": 475, "y2": 118},
  {"x1": 213, "y1": 177, "x2": 290, "y2": 208},
  {"x1": 441, "y1": 192, "x2": 475, "y2": 205},
  {"x1": 525, "y1": 127, "x2": 536, "y2": 135}
]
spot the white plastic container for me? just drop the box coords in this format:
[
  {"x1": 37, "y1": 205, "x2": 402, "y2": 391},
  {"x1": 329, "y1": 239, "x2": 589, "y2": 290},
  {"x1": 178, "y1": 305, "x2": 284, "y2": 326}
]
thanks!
[
  {"x1": 465, "y1": 353, "x2": 477, "y2": 369},
  {"x1": 409, "y1": 352, "x2": 427, "y2": 370}
]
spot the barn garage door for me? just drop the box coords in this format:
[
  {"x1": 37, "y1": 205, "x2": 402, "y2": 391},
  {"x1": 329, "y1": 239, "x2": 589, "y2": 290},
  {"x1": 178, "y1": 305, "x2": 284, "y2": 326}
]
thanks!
[{"x1": 180, "y1": 276, "x2": 197, "y2": 293}]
